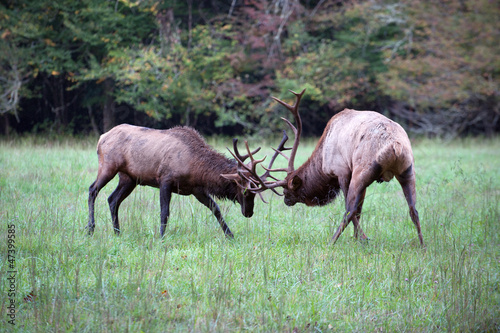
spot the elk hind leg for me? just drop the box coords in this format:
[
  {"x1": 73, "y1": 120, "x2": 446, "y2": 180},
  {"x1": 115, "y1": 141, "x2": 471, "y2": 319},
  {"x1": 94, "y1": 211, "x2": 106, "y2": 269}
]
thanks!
[
  {"x1": 88, "y1": 168, "x2": 116, "y2": 235},
  {"x1": 352, "y1": 188, "x2": 368, "y2": 241},
  {"x1": 108, "y1": 173, "x2": 136, "y2": 235},
  {"x1": 159, "y1": 182, "x2": 173, "y2": 237},
  {"x1": 397, "y1": 165, "x2": 425, "y2": 247}
]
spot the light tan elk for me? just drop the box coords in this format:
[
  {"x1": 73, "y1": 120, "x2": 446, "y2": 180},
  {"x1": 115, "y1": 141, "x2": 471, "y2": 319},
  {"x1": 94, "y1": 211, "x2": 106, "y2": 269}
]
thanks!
[
  {"x1": 233, "y1": 89, "x2": 424, "y2": 246},
  {"x1": 87, "y1": 124, "x2": 286, "y2": 237}
]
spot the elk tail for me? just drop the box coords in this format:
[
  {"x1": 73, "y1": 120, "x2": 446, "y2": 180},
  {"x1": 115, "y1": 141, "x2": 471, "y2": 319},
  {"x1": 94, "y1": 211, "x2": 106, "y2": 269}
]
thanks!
[
  {"x1": 376, "y1": 140, "x2": 399, "y2": 166},
  {"x1": 374, "y1": 141, "x2": 406, "y2": 182}
]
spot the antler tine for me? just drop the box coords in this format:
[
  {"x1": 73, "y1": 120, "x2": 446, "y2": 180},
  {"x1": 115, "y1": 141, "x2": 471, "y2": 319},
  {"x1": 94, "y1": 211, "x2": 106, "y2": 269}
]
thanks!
[
  {"x1": 235, "y1": 162, "x2": 283, "y2": 198},
  {"x1": 226, "y1": 145, "x2": 246, "y2": 166},
  {"x1": 243, "y1": 140, "x2": 267, "y2": 174},
  {"x1": 257, "y1": 192, "x2": 268, "y2": 204},
  {"x1": 265, "y1": 174, "x2": 282, "y2": 181},
  {"x1": 242, "y1": 130, "x2": 291, "y2": 195},
  {"x1": 248, "y1": 181, "x2": 285, "y2": 196},
  {"x1": 261, "y1": 130, "x2": 289, "y2": 180},
  {"x1": 238, "y1": 169, "x2": 261, "y2": 188},
  {"x1": 271, "y1": 88, "x2": 306, "y2": 173},
  {"x1": 271, "y1": 89, "x2": 303, "y2": 111},
  {"x1": 232, "y1": 162, "x2": 280, "y2": 199},
  {"x1": 226, "y1": 137, "x2": 287, "y2": 203},
  {"x1": 226, "y1": 148, "x2": 261, "y2": 181},
  {"x1": 261, "y1": 165, "x2": 289, "y2": 173},
  {"x1": 271, "y1": 146, "x2": 291, "y2": 161},
  {"x1": 271, "y1": 89, "x2": 305, "y2": 114},
  {"x1": 280, "y1": 117, "x2": 297, "y2": 136},
  {"x1": 232, "y1": 138, "x2": 261, "y2": 162},
  {"x1": 231, "y1": 139, "x2": 274, "y2": 190}
]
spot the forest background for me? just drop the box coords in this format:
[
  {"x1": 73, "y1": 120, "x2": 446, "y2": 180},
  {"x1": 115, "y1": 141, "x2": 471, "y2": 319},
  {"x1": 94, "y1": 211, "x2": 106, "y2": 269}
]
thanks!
[{"x1": 1, "y1": 0, "x2": 499, "y2": 138}]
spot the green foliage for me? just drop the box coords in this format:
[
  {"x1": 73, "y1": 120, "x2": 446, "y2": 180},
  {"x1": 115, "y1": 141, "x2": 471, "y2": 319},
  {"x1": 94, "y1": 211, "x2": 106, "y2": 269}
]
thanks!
[
  {"x1": 278, "y1": 2, "x2": 414, "y2": 110},
  {"x1": 1, "y1": 0, "x2": 499, "y2": 135},
  {"x1": 1, "y1": 0, "x2": 155, "y2": 130},
  {"x1": 101, "y1": 22, "x2": 243, "y2": 125},
  {"x1": 376, "y1": 0, "x2": 500, "y2": 135}
]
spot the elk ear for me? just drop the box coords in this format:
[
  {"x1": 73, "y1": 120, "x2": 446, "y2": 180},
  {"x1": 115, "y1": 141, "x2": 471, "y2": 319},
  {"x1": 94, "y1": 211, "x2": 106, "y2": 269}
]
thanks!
[
  {"x1": 221, "y1": 173, "x2": 240, "y2": 182},
  {"x1": 288, "y1": 175, "x2": 302, "y2": 191}
]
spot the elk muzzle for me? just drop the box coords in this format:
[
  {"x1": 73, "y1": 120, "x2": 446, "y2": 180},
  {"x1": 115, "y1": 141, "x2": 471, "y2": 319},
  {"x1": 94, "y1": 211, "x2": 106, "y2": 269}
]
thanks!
[
  {"x1": 284, "y1": 197, "x2": 297, "y2": 206},
  {"x1": 240, "y1": 192, "x2": 255, "y2": 217},
  {"x1": 283, "y1": 190, "x2": 299, "y2": 207}
]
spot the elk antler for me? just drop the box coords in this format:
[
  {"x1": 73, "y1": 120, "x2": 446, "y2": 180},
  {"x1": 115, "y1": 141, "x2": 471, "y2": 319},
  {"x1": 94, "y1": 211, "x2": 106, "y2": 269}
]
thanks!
[
  {"x1": 226, "y1": 89, "x2": 306, "y2": 198},
  {"x1": 260, "y1": 130, "x2": 290, "y2": 181},
  {"x1": 231, "y1": 139, "x2": 261, "y2": 163},
  {"x1": 244, "y1": 131, "x2": 291, "y2": 196},
  {"x1": 226, "y1": 131, "x2": 290, "y2": 198},
  {"x1": 271, "y1": 88, "x2": 305, "y2": 173}
]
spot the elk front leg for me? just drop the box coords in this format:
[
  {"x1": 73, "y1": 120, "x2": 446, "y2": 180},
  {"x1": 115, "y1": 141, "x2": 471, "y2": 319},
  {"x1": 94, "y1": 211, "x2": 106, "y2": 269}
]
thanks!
[
  {"x1": 193, "y1": 190, "x2": 234, "y2": 238},
  {"x1": 332, "y1": 176, "x2": 368, "y2": 244},
  {"x1": 108, "y1": 173, "x2": 136, "y2": 235},
  {"x1": 159, "y1": 182, "x2": 173, "y2": 237}
]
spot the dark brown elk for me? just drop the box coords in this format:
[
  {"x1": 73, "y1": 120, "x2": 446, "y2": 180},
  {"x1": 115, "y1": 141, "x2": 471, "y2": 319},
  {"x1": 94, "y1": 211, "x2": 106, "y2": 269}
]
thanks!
[
  {"x1": 235, "y1": 89, "x2": 425, "y2": 246},
  {"x1": 87, "y1": 124, "x2": 285, "y2": 237}
]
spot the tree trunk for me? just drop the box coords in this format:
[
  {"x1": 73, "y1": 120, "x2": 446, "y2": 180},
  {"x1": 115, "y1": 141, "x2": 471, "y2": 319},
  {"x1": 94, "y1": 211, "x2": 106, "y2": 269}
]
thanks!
[
  {"x1": 47, "y1": 75, "x2": 67, "y2": 132},
  {"x1": 0, "y1": 113, "x2": 10, "y2": 136},
  {"x1": 87, "y1": 105, "x2": 100, "y2": 135},
  {"x1": 102, "y1": 78, "x2": 115, "y2": 132}
]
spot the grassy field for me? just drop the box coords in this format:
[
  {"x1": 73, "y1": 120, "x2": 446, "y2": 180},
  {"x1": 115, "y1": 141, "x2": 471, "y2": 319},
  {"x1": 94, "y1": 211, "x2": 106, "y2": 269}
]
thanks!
[{"x1": 0, "y1": 135, "x2": 499, "y2": 332}]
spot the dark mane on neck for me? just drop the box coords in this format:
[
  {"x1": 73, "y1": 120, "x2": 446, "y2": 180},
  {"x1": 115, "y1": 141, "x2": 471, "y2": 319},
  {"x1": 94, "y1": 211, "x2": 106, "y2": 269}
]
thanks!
[
  {"x1": 183, "y1": 133, "x2": 239, "y2": 202},
  {"x1": 296, "y1": 139, "x2": 340, "y2": 206}
]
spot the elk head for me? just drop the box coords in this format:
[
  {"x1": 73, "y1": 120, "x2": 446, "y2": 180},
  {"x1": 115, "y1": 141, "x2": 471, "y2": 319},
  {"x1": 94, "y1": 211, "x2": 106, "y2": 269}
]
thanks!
[{"x1": 221, "y1": 143, "x2": 260, "y2": 217}]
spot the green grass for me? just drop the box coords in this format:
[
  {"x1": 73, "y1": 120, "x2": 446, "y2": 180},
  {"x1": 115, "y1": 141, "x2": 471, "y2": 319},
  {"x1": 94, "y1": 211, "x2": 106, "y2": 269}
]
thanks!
[{"x1": 1, "y1": 136, "x2": 499, "y2": 332}]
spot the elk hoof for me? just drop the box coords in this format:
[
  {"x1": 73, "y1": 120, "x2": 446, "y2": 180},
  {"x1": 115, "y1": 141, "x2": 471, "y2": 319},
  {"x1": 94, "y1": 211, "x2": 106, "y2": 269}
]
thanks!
[
  {"x1": 355, "y1": 237, "x2": 370, "y2": 244},
  {"x1": 85, "y1": 225, "x2": 95, "y2": 236}
]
